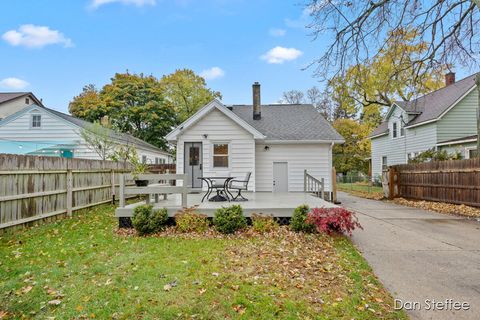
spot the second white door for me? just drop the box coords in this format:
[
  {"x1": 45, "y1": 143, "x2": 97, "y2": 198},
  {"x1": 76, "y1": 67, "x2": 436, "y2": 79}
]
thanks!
[{"x1": 273, "y1": 162, "x2": 288, "y2": 192}]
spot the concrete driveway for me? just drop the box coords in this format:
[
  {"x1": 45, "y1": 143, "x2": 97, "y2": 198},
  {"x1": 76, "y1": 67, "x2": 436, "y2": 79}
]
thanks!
[{"x1": 339, "y1": 192, "x2": 480, "y2": 320}]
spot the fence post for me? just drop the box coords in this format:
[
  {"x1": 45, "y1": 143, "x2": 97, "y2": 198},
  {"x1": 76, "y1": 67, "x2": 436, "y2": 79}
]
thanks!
[
  {"x1": 388, "y1": 167, "x2": 395, "y2": 199},
  {"x1": 332, "y1": 167, "x2": 337, "y2": 203},
  {"x1": 66, "y1": 169, "x2": 73, "y2": 216},
  {"x1": 111, "y1": 169, "x2": 115, "y2": 204}
]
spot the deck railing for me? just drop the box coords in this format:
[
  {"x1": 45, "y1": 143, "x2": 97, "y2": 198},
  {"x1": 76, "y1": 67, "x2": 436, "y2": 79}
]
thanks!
[
  {"x1": 304, "y1": 170, "x2": 325, "y2": 199},
  {"x1": 118, "y1": 173, "x2": 189, "y2": 208}
]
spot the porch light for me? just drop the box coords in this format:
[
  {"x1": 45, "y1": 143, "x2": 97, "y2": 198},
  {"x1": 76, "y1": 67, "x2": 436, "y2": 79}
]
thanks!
[
  {"x1": 264, "y1": 145, "x2": 270, "y2": 151},
  {"x1": 203, "y1": 134, "x2": 208, "y2": 139}
]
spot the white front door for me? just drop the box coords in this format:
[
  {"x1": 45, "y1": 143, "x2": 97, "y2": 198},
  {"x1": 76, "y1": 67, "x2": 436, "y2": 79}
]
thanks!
[{"x1": 273, "y1": 162, "x2": 288, "y2": 192}]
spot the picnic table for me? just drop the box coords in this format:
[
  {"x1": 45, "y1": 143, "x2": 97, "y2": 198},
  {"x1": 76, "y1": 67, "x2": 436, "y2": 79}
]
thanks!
[{"x1": 198, "y1": 176, "x2": 235, "y2": 202}]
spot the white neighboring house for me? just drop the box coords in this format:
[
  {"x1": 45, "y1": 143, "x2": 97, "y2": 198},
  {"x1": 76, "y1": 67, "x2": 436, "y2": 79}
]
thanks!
[
  {"x1": 0, "y1": 103, "x2": 173, "y2": 164},
  {"x1": 166, "y1": 82, "x2": 344, "y2": 193},
  {"x1": 0, "y1": 92, "x2": 44, "y2": 120}
]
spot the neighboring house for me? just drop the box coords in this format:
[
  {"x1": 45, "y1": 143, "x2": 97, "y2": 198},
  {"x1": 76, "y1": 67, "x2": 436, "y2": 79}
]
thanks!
[
  {"x1": 370, "y1": 72, "x2": 478, "y2": 179},
  {"x1": 0, "y1": 103, "x2": 172, "y2": 164},
  {"x1": 0, "y1": 92, "x2": 44, "y2": 120},
  {"x1": 166, "y1": 82, "x2": 344, "y2": 193}
]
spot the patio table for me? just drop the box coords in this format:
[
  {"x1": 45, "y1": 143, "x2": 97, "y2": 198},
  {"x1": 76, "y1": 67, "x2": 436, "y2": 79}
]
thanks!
[{"x1": 198, "y1": 176, "x2": 235, "y2": 202}]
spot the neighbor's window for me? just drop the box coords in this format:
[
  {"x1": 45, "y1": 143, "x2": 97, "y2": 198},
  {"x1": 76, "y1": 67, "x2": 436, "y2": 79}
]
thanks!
[
  {"x1": 213, "y1": 143, "x2": 229, "y2": 168},
  {"x1": 381, "y1": 156, "x2": 388, "y2": 170},
  {"x1": 142, "y1": 155, "x2": 147, "y2": 163},
  {"x1": 25, "y1": 98, "x2": 30, "y2": 104},
  {"x1": 392, "y1": 122, "x2": 398, "y2": 138},
  {"x1": 400, "y1": 122, "x2": 405, "y2": 136},
  {"x1": 31, "y1": 115, "x2": 41, "y2": 128},
  {"x1": 468, "y1": 148, "x2": 478, "y2": 159}
]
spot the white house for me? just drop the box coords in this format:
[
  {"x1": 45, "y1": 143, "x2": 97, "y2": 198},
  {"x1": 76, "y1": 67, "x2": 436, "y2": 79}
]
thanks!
[
  {"x1": 0, "y1": 92, "x2": 44, "y2": 120},
  {"x1": 166, "y1": 82, "x2": 344, "y2": 193},
  {"x1": 0, "y1": 103, "x2": 172, "y2": 164},
  {"x1": 370, "y1": 72, "x2": 478, "y2": 179}
]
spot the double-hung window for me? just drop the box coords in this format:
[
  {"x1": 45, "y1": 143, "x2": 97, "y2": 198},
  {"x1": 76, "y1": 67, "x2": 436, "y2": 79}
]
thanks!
[
  {"x1": 381, "y1": 156, "x2": 388, "y2": 170},
  {"x1": 213, "y1": 143, "x2": 229, "y2": 168},
  {"x1": 392, "y1": 122, "x2": 398, "y2": 138},
  {"x1": 31, "y1": 115, "x2": 41, "y2": 128}
]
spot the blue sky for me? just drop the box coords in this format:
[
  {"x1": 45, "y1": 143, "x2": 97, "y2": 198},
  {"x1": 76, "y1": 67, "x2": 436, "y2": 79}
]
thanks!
[{"x1": 0, "y1": 0, "x2": 330, "y2": 113}]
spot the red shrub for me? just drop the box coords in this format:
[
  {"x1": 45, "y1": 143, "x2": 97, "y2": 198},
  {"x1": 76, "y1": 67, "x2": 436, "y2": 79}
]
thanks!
[{"x1": 306, "y1": 207, "x2": 362, "y2": 236}]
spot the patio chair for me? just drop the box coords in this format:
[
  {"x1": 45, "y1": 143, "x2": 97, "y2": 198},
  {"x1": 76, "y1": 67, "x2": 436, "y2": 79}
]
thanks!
[{"x1": 228, "y1": 172, "x2": 251, "y2": 201}]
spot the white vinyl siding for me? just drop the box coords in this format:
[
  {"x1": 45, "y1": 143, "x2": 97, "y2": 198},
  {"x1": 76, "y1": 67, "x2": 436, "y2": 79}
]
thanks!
[
  {"x1": 175, "y1": 108, "x2": 256, "y2": 191},
  {"x1": 255, "y1": 143, "x2": 332, "y2": 192}
]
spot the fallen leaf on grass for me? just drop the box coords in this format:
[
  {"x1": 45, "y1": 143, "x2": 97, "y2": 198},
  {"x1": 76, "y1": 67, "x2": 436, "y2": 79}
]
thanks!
[
  {"x1": 21, "y1": 285, "x2": 33, "y2": 294},
  {"x1": 198, "y1": 288, "x2": 207, "y2": 295},
  {"x1": 233, "y1": 304, "x2": 246, "y2": 314},
  {"x1": 163, "y1": 284, "x2": 172, "y2": 291},
  {"x1": 0, "y1": 311, "x2": 8, "y2": 319},
  {"x1": 48, "y1": 299, "x2": 62, "y2": 306}
]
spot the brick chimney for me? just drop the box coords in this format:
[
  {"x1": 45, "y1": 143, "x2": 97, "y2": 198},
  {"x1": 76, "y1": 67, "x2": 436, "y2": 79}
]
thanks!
[
  {"x1": 252, "y1": 82, "x2": 261, "y2": 120},
  {"x1": 445, "y1": 72, "x2": 455, "y2": 86}
]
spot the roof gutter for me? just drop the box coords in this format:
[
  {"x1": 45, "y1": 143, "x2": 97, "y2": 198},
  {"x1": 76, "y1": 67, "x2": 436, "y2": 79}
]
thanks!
[
  {"x1": 436, "y1": 137, "x2": 478, "y2": 147},
  {"x1": 261, "y1": 139, "x2": 345, "y2": 144}
]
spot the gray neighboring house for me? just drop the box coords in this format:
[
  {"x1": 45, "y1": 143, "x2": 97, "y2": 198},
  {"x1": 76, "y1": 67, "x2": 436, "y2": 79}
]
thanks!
[
  {"x1": 370, "y1": 72, "x2": 478, "y2": 179},
  {"x1": 166, "y1": 82, "x2": 344, "y2": 193},
  {"x1": 0, "y1": 92, "x2": 44, "y2": 120}
]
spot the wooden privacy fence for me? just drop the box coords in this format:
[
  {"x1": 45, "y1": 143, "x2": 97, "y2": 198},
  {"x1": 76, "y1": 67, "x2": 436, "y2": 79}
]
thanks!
[
  {"x1": 390, "y1": 157, "x2": 480, "y2": 207},
  {"x1": 0, "y1": 154, "x2": 133, "y2": 230},
  {"x1": 148, "y1": 164, "x2": 176, "y2": 174}
]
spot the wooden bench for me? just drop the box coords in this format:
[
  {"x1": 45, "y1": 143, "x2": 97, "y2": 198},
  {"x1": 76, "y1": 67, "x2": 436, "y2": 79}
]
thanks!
[{"x1": 118, "y1": 173, "x2": 190, "y2": 208}]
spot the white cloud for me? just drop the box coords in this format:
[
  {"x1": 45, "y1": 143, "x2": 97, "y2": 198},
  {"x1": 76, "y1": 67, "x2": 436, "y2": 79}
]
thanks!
[
  {"x1": 2, "y1": 25, "x2": 73, "y2": 49},
  {"x1": 269, "y1": 28, "x2": 286, "y2": 37},
  {"x1": 261, "y1": 46, "x2": 303, "y2": 64},
  {"x1": 200, "y1": 67, "x2": 225, "y2": 80},
  {"x1": 90, "y1": 0, "x2": 156, "y2": 9},
  {"x1": 0, "y1": 77, "x2": 30, "y2": 90}
]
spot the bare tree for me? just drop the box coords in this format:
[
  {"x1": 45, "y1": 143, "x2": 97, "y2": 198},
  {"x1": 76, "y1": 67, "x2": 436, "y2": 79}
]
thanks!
[
  {"x1": 79, "y1": 122, "x2": 116, "y2": 160},
  {"x1": 307, "y1": 86, "x2": 333, "y2": 120},
  {"x1": 281, "y1": 90, "x2": 305, "y2": 104},
  {"x1": 306, "y1": 0, "x2": 480, "y2": 82}
]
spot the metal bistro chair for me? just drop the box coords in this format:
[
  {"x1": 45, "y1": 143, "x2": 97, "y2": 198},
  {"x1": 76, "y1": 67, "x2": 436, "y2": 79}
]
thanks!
[{"x1": 228, "y1": 172, "x2": 251, "y2": 201}]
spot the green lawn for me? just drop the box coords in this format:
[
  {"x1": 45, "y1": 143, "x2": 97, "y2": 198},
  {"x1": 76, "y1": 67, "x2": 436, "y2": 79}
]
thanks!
[
  {"x1": 337, "y1": 183, "x2": 383, "y2": 194},
  {"x1": 0, "y1": 205, "x2": 405, "y2": 319}
]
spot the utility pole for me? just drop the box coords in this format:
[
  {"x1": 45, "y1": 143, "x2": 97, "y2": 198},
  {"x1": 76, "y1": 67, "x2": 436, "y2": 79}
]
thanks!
[{"x1": 477, "y1": 73, "x2": 480, "y2": 157}]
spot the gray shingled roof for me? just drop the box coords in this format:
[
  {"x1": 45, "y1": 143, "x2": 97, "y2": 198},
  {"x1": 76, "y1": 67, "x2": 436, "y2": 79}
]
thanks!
[
  {"x1": 0, "y1": 92, "x2": 29, "y2": 104},
  {"x1": 44, "y1": 107, "x2": 170, "y2": 155},
  {"x1": 370, "y1": 73, "x2": 478, "y2": 138},
  {"x1": 230, "y1": 104, "x2": 344, "y2": 141},
  {"x1": 0, "y1": 92, "x2": 44, "y2": 106}
]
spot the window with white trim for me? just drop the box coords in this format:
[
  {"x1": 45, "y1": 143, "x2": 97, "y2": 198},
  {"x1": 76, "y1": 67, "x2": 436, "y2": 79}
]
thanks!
[
  {"x1": 142, "y1": 155, "x2": 147, "y2": 163},
  {"x1": 400, "y1": 121, "x2": 405, "y2": 136},
  {"x1": 213, "y1": 143, "x2": 229, "y2": 168},
  {"x1": 381, "y1": 156, "x2": 388, "y2": 170},
  {"x1": 392, "y1": 122, "x2": 398, "y2": 138},
  {"x1": 31, "y1": 115, "x2": 41, "y2": 128}
]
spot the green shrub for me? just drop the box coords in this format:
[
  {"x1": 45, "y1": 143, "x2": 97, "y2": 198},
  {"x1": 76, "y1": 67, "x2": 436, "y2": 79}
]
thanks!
[
  {"x1": 132, "y1": 204, "x2": 168, "y2": 236},
  {"x1": 251, "y1": 213, "x2": 279, "y2": 233},
  {"x1": 213, "y1": 205, "x2": 247, "y2": 234},
  {"x1": 290, "y1": 204, "x2": 316, "y2": 233},
  {"x1": 175, "y1": 207, "x2": 210, "y2": 233}
]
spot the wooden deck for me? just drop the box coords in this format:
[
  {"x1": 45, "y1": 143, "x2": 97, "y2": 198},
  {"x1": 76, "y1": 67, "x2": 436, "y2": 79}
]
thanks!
[{"x1": 115, "y1": 192, "x2": 336, "y2": 218}]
